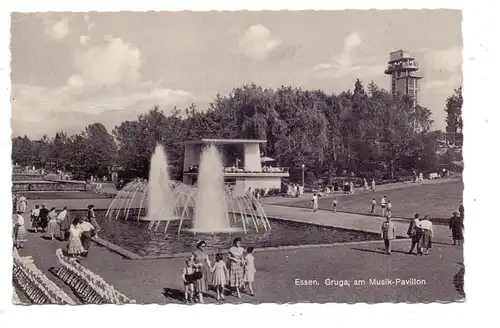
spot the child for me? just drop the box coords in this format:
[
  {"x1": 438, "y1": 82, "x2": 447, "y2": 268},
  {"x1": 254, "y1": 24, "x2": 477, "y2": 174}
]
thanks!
[
  {"x1": 210, "y1": 253, "x2": 229, "y2": 301},
  {"x1": 244, "y1": 247, "x2": 256, "y2": 296},
  {"x1": 381, "y1": 215, "x2": 396, "y2": 255},
  {"x1": 332, "y1": 198, "x2": 338, "y2": 213},
  {"x1": 182, "y1": 257, "x2": 195, "y2": 303},
  {"x1": 370, "y1": 198, "x2": 376, "y2": 216}
]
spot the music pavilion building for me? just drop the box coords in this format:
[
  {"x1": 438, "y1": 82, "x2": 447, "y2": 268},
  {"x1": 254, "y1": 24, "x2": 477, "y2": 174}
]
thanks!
[{"x1": 174, "y1": 139, "x2": 289, "y2": 197}]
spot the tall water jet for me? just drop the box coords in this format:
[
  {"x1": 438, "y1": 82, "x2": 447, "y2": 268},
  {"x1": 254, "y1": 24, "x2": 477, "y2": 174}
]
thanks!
[
  {"x1": 145, "y1": 144, "x2": 175, "y2": 221},
  {"x1": 193, "y1": 145, "x2": 233, "y2": 232}
]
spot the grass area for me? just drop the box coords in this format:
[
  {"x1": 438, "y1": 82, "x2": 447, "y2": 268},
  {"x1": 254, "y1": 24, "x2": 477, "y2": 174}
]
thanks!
[
  {"x1": 24, "y1": 191, "x2": 112, "y2": 200},
  {"x1": 278, "y1": 180, "x2": 463, "y2": 219}
]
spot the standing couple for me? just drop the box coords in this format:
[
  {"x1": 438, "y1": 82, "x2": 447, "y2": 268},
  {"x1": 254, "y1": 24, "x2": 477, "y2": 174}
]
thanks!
[{"x1": 407, "y1": 214, "x2": 434, "y2": 255}]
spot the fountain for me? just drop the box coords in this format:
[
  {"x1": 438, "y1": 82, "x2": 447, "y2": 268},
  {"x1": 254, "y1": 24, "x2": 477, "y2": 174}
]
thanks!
[
  {"x1": 105, "y1": 144, "x2": 271, "y2": 235},
  {"x1": 145, "y1": 144, "x2": 175, "y2": 221},
  {"x1": 192, "y1": 144, "x2": 237, "y2": 233}
]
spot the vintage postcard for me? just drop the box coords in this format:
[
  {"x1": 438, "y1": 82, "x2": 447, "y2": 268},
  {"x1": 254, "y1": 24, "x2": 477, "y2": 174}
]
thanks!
[{"x1": 9, "y1": 9, "x2": 464, "y2": 305}]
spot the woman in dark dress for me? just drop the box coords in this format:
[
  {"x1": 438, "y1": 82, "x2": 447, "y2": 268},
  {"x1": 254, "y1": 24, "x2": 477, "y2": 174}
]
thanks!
[
  {"x1": 191, "y1": 240, "x2": 211, "y2": 303},
  {"x1": 449, "y1": 212, "x2": 464, "y2": 246}
]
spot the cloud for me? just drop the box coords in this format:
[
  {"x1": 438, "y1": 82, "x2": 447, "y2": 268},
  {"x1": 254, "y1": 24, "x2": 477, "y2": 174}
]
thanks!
[
  {"x1": 420, "y1": 46, "x2": 462, "y2": 91},
  {"x1": 238, "y1": 24, "x2": 282, "y2": 61},
  {"x1": 313, "y1": 32, "x2": 383, "y2": 80},
  {"x1": 43, "y1": 17, "x2": 70, "y2": 41},
  {"x1": 12, "y1": 34, "x2": 194, "y2": 137}
]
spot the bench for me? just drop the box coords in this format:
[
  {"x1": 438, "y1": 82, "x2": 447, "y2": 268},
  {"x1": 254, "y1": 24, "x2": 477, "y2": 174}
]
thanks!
[{"x1": 429, "y1": 173, "x2": 440, "y2": 179}]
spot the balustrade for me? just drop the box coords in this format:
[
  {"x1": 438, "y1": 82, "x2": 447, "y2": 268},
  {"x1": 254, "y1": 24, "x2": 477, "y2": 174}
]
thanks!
[
  {"x1": 53, "y1": 249, "x2": 135, "y2": 304},
  {"x1": 12, "y1": 248, "x2": 75, "y2": 304}
]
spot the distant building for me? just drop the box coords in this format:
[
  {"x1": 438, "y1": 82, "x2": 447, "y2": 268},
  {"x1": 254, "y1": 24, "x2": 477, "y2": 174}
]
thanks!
[{"x1": 384, "y1": 50, "x2": 423, "y2": 107}]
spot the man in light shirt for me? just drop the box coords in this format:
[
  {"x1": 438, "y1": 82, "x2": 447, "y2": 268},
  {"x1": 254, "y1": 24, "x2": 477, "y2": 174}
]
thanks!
[
  {"x1": 381, "y1": 215, "x2": 396, "y2": 255},
  {"x1": 380, "y1": 196, "x2": 387, "y2": 217},
  {"x1": 78, "y1": 218, "x2": 95, "y2": 257}
]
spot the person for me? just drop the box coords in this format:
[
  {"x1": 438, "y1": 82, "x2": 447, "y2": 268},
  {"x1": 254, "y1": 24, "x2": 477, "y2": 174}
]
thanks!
[
  {"x1": 16, "y1": 194, "x2": 27, "y2": 214},
  {"x1": 228, "y1": 237, "x2": 245, "y2": 299},
  {"x1": 86, "y1": 205, "x2": 101, "y2": 238},
  {"x1": 380, "y1": 196, "x2": 387, "y2": 217},
  {"x1": 407, "y1": 214, "x2": 423, "y2": 254},
  {"x1": 45, "y1": 207, "x2": 59, "y2": 240},
  {"x1": 67, "y1": 218, "x2": 85, "y2": 258},
  {"x1": 449, "y1": 212, "x2": 464, "y2": 246},
  {"x1": 39, "y1": 204, "x2": 49, "y2": 233},
  {"x1": 182, "y1": 257, "x2": 195, "y2": 304},
  {"x1": 370, "y1": 198, "x2": 376, "y2": 216},
  {"x1": 419, "y1": 172, "x2": 424, "y2": 182},
  {"x1": 386, "y1": 200, "x2": 392, "y2": 217},
  {"x1": 312, "y1": 194, "x2": 319, "y2": 212},
  {"x1": 332, "y1": 198, "x2": 338, "y2": 213},
  {"x1": 371, "y1": 179, "x2": 376, "y2": 192},
  {"x1": 244, "y1": 247, "x2": 256, "y2": 296},
  {"x1": 349, "y1": 181, "x2": 355, "y2": 194},
  {"x1": 30, "y1": 205, "x2": 41, "y2": 232},
  {"x1": 79, "y1": 218, "x2": 95, "y2": 257},
  {"x1": 381, "y1": 215, "x2": 396, "y2": 255},
  {"x1": 211, "y1": 253, "x2": 229, "y2": 301},
  {"x1": 419, "y1": 215, "x2": 433, "y2": 255},
  {"x1": 191, "y1": 240, "x2": 211, "y2": 303},
  {"x1": 458, "y1": 204, "x2": 464, "y2": 221},
  {"x1": 58, "y1": 207, "x2": 71, "y2": 241},
  {"x1": 13, "y1": 211, "x2": 27, "y2": 249},
  {"x1": 363, "y1": 178, "x2": 368, "y2": 192}
]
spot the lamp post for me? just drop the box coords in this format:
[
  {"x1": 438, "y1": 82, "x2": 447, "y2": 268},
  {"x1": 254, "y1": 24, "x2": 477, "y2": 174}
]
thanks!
[{"x1": 301, "y1": 164, "x2": 305, "y2": 188}]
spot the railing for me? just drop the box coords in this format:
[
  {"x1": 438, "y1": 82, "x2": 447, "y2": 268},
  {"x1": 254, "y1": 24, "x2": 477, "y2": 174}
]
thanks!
[
  {"x1": 52, "y1": 249, "x2": 135, "y2": 304},
  {"x1": 12, "y1": 248, "x2": 76, "y2": 305},
  {"x1": 185, "y1": 167, "x2": 290, "y2": 174}
]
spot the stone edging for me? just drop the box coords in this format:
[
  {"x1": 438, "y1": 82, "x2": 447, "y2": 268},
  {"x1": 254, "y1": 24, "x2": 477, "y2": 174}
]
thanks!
[{"x1": 92, "y1": 237, "x2": 143, "y2": 260}]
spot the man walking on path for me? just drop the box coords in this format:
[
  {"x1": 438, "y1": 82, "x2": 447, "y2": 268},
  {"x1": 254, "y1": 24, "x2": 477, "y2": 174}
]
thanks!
[
  {"x1": 380, "y1": 196, "x2": 387, "y2": 217},
  {"x1": 312, "y1": 194, "x2": 319, "y2": 212},
  {"x1": 381, "y1": 215, "x2": 396, "y2": 255},
  {"x1": 407, "y1": 214, "x2": 423, "y2": 254}
]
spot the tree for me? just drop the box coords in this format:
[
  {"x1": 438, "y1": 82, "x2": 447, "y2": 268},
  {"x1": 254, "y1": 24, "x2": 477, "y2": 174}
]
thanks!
[{"x1": 445, "y1": 86, "x2": 463, "y2": 133}]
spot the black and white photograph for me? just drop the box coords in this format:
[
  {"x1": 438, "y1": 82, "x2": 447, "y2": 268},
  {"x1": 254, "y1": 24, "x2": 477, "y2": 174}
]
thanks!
[{"x1": 8, "y1": 8, "x2": 465, "y2": 305}]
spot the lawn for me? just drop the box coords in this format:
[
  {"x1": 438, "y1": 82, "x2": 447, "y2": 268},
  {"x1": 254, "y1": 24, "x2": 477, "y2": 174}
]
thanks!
[
  {"x1": 278, "y1": 180, "x2": 463, "y2": 219},
  {"x1": 23, "y1": 191, "x2": 113, "y2": 200}
]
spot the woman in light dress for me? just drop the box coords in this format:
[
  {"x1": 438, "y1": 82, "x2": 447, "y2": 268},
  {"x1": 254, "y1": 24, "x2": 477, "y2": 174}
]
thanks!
[
  {"x1": 419, "y1": 215, "x2": 433, "y2": 255},
  {"x1": 228, "y1": 237, "x2": 245, "y2": 299},
  {"x1": 45, "y1": 207, "x2": 59, "y2": 240},
  {"x1": 67, "y1": 218, "x2": 85, "y2": 258},
  {"x1": 191, "y1": 240, "x2": 211, "y2": 303},
  {"x1": 13, "y1": 211, "x2": 27, "y2": 249}
]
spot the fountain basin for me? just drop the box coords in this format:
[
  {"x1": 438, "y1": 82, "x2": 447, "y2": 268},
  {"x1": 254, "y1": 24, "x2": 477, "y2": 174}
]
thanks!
[{"x1": 81, "y1": 210, "x2": 380, "y2": 257}]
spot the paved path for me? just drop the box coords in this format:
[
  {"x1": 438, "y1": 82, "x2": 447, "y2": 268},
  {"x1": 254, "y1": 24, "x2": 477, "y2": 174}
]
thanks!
[
  {"x1": 261, "y1": 204, "x2": 454, "y2": 243},
  {"x1": 17, "y1": 228, "x2": 464, "y2": 304}
]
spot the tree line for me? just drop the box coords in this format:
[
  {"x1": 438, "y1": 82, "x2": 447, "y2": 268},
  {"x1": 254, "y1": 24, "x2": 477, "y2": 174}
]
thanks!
[{"x1": 11, "y1": 80, "x2": 463, "y2": 183}]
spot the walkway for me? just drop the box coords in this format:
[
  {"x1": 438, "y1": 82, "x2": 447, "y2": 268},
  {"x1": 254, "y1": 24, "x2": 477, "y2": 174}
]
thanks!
[
  {"x1": 260, "y1": 204, "x2": 453, "y2": 243},
  {"x1": 17, "y1": 228, "x2": 464, "y2": 304}
]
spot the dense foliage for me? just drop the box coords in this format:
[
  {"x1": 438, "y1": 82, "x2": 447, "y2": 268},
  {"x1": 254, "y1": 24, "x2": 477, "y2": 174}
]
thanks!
[{"x1": 12, "y1": 80, "x2": 461, "y2": 182}]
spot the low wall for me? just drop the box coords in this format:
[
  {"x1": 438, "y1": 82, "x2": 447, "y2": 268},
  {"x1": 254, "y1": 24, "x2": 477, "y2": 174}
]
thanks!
[
  {"x1": 12, "y1": 181, "x2": 87, "y2": 192},
  {"x1": 12, "y1": 174, "x2": 46, "y2": 181}
]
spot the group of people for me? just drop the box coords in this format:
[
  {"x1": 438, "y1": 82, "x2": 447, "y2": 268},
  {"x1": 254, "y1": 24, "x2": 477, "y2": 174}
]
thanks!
[
  {"x1": 370, "y1": 195, "x2": 392, "y2": 217},
  {"x1": 182, "y1": 238, "x2": 256, "y2": 304},
  {"x1": 380, "y1": 205, "x2": 464, "y2": 256},
  {"x1": 12, "y1": 200, "x2": 101, "y2": 261}
]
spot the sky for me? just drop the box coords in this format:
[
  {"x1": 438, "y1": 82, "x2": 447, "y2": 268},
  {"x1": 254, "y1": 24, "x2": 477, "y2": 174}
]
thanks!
[{"x1": 10, "y1": 10, "x2": 462, "y2": 139}]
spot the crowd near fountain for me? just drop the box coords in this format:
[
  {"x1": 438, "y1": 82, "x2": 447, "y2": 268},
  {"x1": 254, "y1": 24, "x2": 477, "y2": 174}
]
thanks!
[{"x1": 105, "y1": 144, "x2": 271, "y2": 235}]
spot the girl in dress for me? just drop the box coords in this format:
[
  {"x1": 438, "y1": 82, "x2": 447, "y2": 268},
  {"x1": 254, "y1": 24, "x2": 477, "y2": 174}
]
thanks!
[
  {"x1": 13, "y1": 211, "x2": 27, "y2": 249},
  {"x1": 45, "y1": 207, "x2": 59, "y2": 240},
  {"x1": 67, "y1": 218, "x2": 85, "y2": 258},
  {"x1": 182, "y1": 257, "x2": 195, "y2": 304},
  {"x1": 228, "y1": 237, "x2": 245, "y2": 299},
  {"x1": 211, "y1": 253, "x2": 229, "y2": 301},
  {"x1": 244, "y1": 247, "x2": 256, "y2": 296}
]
